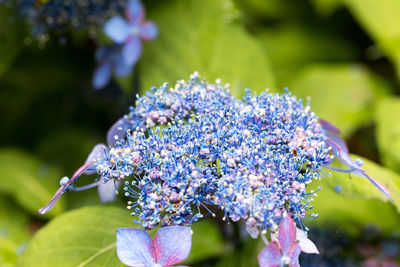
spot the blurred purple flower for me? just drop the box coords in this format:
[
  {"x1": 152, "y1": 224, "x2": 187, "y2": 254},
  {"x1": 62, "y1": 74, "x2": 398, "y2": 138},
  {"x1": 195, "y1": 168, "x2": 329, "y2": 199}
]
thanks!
[
  {"x1": 258, "y1": 215, "x2": 301, "y2": 267},
  {"x1": 92, "y1": 45, "x2": 132, "y2": 89},
  {"x1": 104, "y1": 0, "x2": 158, "y2": 67},
  {"x1": 116, "y1": 226, "x2": 192, "y2": 267}
]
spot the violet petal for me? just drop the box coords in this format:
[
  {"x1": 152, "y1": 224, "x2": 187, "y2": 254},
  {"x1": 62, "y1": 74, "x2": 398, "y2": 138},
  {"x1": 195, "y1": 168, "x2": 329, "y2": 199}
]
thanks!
[
  {"x1": 140, "y1": 21, "x2": 158, "y2": 41},
  {"x1": 106, "y1": 116, "x2": 132, "y2": 146},
  {"x1": 84, "y1": 144, "x2": 108, "y2": 174},
  {"x1": 116, "y1": 228, "x2": 155, "y2": 266},
  {"x1": 122, "y1": 37, "x2": 142, "y2": 66},
  {"x1": 114, "y1": 54, "x2": 133, "y2": 77},
  {"x1": 319, "y1": 118, "x2": 341, "y2": 134},
  {"x1": 104, "y1": 16, "x2": 131, "y2": 43},
  {"x1": 125, "y1": 0, "x2": 144, "y2": 24},
  {"x1": 98, "y1": 180, "x2": 120, "y2": 203},
  {"x1": 93, "y1": 62, "x2": 111, "y2": 89}
]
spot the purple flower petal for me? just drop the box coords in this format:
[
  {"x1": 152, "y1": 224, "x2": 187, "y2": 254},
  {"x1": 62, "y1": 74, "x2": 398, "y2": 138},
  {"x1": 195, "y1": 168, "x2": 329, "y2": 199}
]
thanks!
[
  {"x1": 327, "y1": 137, "x2": 392, "y2": 200},
  {"x1": 319, "y1": 118, "x2": 341, "y2": 134},
  {"x1": 104, "y1": 16, "x2": 131, "y2": 43},
  {"x1": 279, "y1": 215, "x2": 297, "y2": 255},
  {"x1": 106, "y1": 117, "x2": 133, "y2": 146},
  {"x1": 116, "y1": 228, "x2": 155, "y2": 266},
  {"x1": 125, "y1": 0, "x2": 144, "y2": 24},
  {"x1": 93, "y1": 62, "x2": 111, "y2": 89},
  {"x1": 258, "y1": 242, "x2": 281, "y2": 267},
  {"x1": 95, "y1": 46, "x2": 109, "y2": 61},
  {"x1": 140, "y1": 21, "x2": 158, "y2": 41},
  {"x1": 153, "y1": 226, "x2": 192, "y2": 267},
  {"x1": 122, "y1": 37, "x2": 142, "y2": 66},
  {"x1": 352, "y1": 169, "x2": 392, "y2": 201},
  {"x1": 84, "y1": 144, "x2": 108, "y2": 175},
  {"x1": 39, "y1": 162, "x2": 90, "y2": 214},
  {"x1": 326, "y1": 132, "x2": 349, "y2": 154},
  {"x1": 114, "y1": 54, "x2": 133, "y2": 77},
  {"x1": 38, "y1": 185, "x2": 66, "y2": 214},
  {"x1": 98, "y1": 180, "x2": 119, "y2": 203}
]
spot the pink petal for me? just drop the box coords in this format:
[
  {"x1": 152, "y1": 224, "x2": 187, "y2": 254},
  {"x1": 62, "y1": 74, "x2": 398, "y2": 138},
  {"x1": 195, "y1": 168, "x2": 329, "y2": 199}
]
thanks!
[
  {"x1": 153, "y1": 226, "x2": 192, "y2": 266},
  {"x1": 278, "y1": 215, "x2": 297, "y2": 255},
  {"x1": 258, "y1": 242, "x2": 282, "y2": 267},
  {"x1": 287, "y1": 244, "x2": 301, "y2": 267},
  {"x1": 116, "y1": 228, "x2": 156, "y2": 266}
]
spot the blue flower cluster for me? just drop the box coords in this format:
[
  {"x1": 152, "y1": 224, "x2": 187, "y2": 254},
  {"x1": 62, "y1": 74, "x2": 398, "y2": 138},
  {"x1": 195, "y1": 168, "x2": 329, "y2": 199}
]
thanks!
[
  {"x1": 95, "y1": 72, "x2": 332, "y2": 233},
  {"x1": 10, "y1": 0, "x2": 125, "y2": 44}
]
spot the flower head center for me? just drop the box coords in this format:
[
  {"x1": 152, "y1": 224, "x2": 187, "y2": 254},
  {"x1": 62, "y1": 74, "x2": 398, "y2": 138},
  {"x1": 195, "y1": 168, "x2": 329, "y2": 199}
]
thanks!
[
  {"x1": 131, "y1": 25, "x2": 140, "y2": 36},
  {"x1": 281, "y1": 255, "x2": 291, "y2": 265}
]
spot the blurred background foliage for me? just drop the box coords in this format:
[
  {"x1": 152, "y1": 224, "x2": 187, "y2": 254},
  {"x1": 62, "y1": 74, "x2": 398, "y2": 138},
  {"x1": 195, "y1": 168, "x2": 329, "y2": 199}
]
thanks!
[{"x1": 0, "y1": 0, "x2": 400, "y2": 266}]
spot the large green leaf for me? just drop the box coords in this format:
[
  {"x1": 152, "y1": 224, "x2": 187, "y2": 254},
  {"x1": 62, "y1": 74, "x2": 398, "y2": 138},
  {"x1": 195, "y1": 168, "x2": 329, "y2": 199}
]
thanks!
[
  {"x1": 343, "y1": 0, "x2": 400, "y2": 80},
  {"x1": 288, "y1": 64, "x2": 391, "y2": 137},
  {"x1": 18, "y1": 206, "x2": 131, "y2": 267},
  {"x1": 234, "y1": 0, "x2": 309, "y2": 20},
  {"x1": 0, "y1": 196, "x2": 31, "y2": 266},
  {"x1": 375, "y1": 97, "x2": 400, "y2": 174},
  {"x1": 19, "y1": 205, "x2": 226, "y2": 266},
  {"x1": 308, "y1": 155, "x2": 400, "y2": 235},
  {"x1": 0, "y1": 6, "x2": 24, "y2": 78},
  {"x1": 0, "y1": 149, "x2": 65, "y2": 218},
  {"x1": 258, "y1": 24, "x2": 359, "y2": 87},
  {"x1": 140, "y1": 0, "x2": 275, "y2": 98},
  {"x1": 310, "y1": 0, "x2": 342, "y2": 16}
]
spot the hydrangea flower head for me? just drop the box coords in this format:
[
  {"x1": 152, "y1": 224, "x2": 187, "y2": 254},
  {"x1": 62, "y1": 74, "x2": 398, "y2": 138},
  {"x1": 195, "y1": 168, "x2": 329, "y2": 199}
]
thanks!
[{"x1": 39, "y1": 73, "x2": 392, "y2": 267}]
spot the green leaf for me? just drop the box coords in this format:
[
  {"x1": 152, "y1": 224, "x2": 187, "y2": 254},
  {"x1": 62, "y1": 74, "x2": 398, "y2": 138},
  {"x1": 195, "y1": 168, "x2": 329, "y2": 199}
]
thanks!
[
  {"x1": 258, "y1": 24, "x2": 359, "y2": 87},
  {"x1": 375, "y1": 97, "x2": 400, "y2": 174},
  {"x1": 140, "y1": 0, "x2": 275, "y2": 98},
  {"x1": 18, "y1": 206, "x2": 132, "y2": 267},
  {"x1": 234, "y1": 0, "x2": 309, "y2": 20},
  {"x1": 287, "y1": 64, "x2": 391, "y2": 137},
  {"x1": 216, "y1": 236, "x2": 262, "y2": 267},
  {"x1": 0, "y1": 149, "x2": 65, "y2": 218},
  {"x1": 310, "y1": 0, "x2": 342, "y2": 16},
  {"x1": 342, "y1": 0, "x2": 400, "y2": 80},
  {"x1": 308, "y1": 155, "x2": 400, "y2": 235},
  {"x1": 184, "y1": 219, "x2": 226, "y2": 264},
  {"x1": 0, "y1": 196, "x2": 31, "y2": 266},
  {"x1": 0, "y1": 6, "x2": 24, "y2": 78}
]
